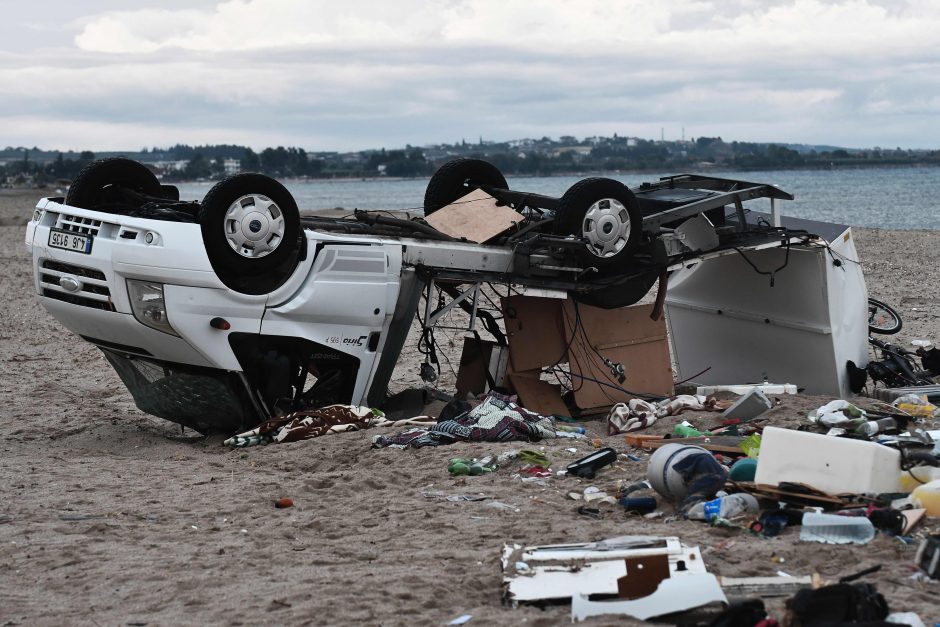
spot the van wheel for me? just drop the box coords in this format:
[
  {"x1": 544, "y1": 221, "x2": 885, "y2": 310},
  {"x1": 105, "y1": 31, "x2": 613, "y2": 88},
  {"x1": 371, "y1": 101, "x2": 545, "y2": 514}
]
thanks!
[
  {"x1": 199, "y1": 174, "x2": 301, "y2": 294},
  {"x1": 556, "y1": 178, "x2": 642, "y2": 268},
  {"x1": 66, "y1": 158, "x2": 164, "y2": 210},
  {"x1": 423, "y1": 158, "x2": 508, "y2": 216}
]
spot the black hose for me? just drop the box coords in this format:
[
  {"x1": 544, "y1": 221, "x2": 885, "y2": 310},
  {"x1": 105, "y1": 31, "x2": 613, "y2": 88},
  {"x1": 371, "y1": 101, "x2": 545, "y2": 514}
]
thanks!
[{"x1": 353, "y1": 210, "x2": 457, "y2": 241}]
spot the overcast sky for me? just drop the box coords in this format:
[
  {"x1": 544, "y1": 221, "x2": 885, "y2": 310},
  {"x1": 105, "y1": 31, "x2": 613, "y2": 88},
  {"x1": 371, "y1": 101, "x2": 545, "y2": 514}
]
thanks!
[{"x1": 1, "y1": 0, "x2": 938, "y2": 152}]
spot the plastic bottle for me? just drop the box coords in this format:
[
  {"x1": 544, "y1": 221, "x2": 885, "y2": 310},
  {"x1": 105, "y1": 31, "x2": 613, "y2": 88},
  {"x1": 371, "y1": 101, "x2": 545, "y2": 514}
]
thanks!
[
  {"x1": 687, "y1": 493, "x2": 759, "y2": 521},
  {"x1": 855, "y1": 417, "x2": 897, "y2": 437},
  {"x1": 800, "y1": 512, "x2": 876, "y2": 544},
  {"x1": 911, "y1": 479, "x2": 940, "y2": 516},
  {"x1": 618, "y1": 496, "x2": 657, "y2": 514}
]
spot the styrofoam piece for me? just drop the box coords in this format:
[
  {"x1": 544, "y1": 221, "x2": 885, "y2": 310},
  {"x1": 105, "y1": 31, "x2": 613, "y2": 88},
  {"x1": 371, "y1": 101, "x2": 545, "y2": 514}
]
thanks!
[
  {"x1": 696, "y1": 383, "x2": 798, "y2": 396},
  {"x1": 754, "y1": 427, "x2": 901, "y2": 495},
  {"x1": 721, "y1": 388, "x2": 772, "y2": 420}
]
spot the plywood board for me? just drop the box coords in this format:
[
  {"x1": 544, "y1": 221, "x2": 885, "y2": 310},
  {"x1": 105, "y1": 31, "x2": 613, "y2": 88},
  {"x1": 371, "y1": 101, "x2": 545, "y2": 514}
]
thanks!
[
  {"x1": 425, "y1": 188, "x2": 524, "y2": 243},
  {"x1": 564, "y1": 301, "x2": 674, "y2": 410},
  {"x1": 501, "y1": 295, "x2": 567, "y2": 374}
]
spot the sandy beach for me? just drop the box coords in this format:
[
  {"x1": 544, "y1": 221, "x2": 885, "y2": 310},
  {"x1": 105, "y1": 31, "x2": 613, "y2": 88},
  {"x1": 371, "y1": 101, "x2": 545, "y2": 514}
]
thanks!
[{"x1": 1, "y1": 188, "x2": 938, "y2": 625}]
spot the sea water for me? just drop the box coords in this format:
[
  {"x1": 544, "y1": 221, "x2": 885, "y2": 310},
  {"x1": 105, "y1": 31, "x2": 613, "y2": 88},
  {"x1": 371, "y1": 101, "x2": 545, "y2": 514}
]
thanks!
[{"x1": 178, "y1": 165, "x2": 940, "y2": 229}]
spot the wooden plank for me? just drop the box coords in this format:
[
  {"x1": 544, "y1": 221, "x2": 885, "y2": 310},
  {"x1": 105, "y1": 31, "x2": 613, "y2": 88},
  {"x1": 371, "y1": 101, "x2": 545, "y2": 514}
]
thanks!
[{"x1": 643, "y1": 436, "x2": 746, "y2": 455}]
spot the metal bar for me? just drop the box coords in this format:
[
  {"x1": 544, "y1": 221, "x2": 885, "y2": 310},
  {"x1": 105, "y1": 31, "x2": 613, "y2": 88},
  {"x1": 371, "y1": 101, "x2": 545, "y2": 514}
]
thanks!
[
  {"x1": 641, "y1": 186, "x2": 780, "y2": 230},
  {"x1": 637, "y1": 174, "x2": 794, "y2": 200},
  {"x1": 426, "y1": 282, "x2": 480, "y2": 328},
  {"x1": 485, "y1": 188, "x2": 561, "y2": 211}
]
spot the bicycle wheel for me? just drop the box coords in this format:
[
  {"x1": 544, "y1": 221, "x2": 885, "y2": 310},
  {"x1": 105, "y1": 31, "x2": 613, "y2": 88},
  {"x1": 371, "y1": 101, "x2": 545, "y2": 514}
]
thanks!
[{"x1": 868, "y1": 297, "x2": 903, "y2": 335}]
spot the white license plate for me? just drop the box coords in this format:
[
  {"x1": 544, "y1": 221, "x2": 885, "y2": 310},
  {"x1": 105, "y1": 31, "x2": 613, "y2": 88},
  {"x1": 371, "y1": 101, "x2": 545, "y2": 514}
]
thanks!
[{"x1": 48, "y1": 228, "x2": 93, "y2": 254}]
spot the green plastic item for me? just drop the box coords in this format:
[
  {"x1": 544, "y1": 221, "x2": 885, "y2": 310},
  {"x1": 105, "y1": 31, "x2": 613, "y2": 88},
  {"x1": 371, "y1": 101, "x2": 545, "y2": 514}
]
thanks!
[
  {"x1": 673, "y1": 423, "x2": 709, "y2": 438},
  {"x1": 739, "y1": 433, "x2": 762, "y2": 458},
  {"x1": 518, "y1": 450, "x2": 551, "y2": 467}
]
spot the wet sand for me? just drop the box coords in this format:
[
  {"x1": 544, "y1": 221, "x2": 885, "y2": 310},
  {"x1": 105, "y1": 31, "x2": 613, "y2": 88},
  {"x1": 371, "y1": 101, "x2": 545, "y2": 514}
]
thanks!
[{"x1": 1, "y1": 190, "x2": 939, "y2": 624}]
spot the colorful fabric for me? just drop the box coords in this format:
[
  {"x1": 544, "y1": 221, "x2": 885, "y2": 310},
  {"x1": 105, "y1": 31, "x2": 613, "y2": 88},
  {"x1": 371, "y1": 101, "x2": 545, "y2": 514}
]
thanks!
[
  {"x1": 224, "y1": 405, "x2": 434, "y2": 447},
  {"x1": 372, "y1": 392, "x2": 556, "y2": 449}
]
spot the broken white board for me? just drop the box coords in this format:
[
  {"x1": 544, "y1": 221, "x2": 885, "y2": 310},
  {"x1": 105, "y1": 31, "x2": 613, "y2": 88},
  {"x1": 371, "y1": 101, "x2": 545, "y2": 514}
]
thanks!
[
  {"x1": 503, "y1": 536, "x2": 707, "y2": 605},
  {"x1": 571, "y1": 573, "x2": 727, "y2": 622}
]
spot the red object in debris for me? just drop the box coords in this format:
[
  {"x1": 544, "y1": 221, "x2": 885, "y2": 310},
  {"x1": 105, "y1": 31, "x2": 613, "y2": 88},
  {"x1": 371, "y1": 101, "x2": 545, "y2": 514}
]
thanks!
[{"x1": 275, "y1": 498, "x2": 294, "y2": 509}]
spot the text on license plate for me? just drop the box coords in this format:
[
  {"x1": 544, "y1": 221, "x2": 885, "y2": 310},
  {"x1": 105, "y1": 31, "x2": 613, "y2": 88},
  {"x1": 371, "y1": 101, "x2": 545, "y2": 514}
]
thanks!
[{"x1": 48, "y1": 229, "x2": 92, "y2": 254}]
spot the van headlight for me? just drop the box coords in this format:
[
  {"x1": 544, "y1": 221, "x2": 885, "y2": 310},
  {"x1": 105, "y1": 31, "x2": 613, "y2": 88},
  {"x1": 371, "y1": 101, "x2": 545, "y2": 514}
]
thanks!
[{"x1": 126, "y1": 279, "x2": 179, "y2": 336}]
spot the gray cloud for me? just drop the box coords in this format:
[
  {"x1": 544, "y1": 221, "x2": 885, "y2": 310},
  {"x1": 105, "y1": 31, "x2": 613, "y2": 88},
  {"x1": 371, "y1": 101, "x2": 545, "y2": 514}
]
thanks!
[{"x1": 2, "y1": 0, "x2": 940, "y2": 151}]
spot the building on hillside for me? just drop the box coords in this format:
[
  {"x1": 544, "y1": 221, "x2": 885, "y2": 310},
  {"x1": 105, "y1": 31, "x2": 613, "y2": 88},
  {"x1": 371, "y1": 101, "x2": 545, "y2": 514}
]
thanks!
[{"x1": 222, "y1": 159, "x2": 240, "y2": 175}]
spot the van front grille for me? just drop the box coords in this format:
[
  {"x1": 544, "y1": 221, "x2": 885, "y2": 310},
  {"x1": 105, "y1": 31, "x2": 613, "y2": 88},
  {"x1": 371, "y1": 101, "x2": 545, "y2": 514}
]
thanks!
[{"x1": 39, "y1": 259, "x2": 114, "y2": 311}]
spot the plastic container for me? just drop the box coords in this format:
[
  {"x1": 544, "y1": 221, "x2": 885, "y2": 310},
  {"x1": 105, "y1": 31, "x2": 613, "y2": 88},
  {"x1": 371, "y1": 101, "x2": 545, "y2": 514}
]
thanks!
[
  {"x1": 856, "y1": 417, "x2": 897, "y2": 437},
  {"x1": 729, "y1": 457, "x2": 758, "y2": 482},
  {"x1": 900, "y1": 467, "x2": 940, "y2": 493},
  {"x1": 754, "y1": 427, "x2": 902, "y2": 495},
  {"x1": 722, "y1": 388, "x2": 772, "y2": 420},
  {"x1": 646, "y1": 443, "x2": 713, "y2": 501},
  {"x1": 695, "y1": 383, "x2": 798, "y2": 396},
  {"x1": 911, "y1": 479, "x2": 940, "y2": 516},
  {"x1": 800, "y1": 512, "x2": 876, "y2": 544}
]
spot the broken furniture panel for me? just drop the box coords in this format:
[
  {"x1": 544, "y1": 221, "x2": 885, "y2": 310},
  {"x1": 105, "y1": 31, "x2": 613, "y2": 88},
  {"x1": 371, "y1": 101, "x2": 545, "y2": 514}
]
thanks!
[
  {"x1": 501, "y1": 294, "x2": 567, "y2": 373},
  {"x1": 564, "y1": 301, "x2": 674, "y2": 410}
]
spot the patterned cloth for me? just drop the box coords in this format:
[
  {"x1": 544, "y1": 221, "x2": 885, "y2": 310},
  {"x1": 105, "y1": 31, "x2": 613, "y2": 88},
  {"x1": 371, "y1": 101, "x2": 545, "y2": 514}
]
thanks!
[
  {"x1": 224, "y1": 405, "x2": 435, "y2": 447},
  {"x1": 372, "y1": 392, "x2": 556, "y2": 449},
  {"x1": 607, "y1": 394, "x2": 731, "y2": 434}
]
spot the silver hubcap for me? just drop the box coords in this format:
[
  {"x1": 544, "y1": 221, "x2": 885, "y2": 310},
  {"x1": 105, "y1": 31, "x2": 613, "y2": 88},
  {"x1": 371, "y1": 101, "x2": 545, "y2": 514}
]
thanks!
[
  {"x1": 582, "y1": 197, "x2": 632, "y2": 258},
  {"x1": 223, "y1": 194, "x2": 285, "y2": 259}
]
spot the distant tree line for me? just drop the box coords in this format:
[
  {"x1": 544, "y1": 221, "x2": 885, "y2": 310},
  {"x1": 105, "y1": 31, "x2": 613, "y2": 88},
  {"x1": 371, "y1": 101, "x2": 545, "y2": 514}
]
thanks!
[{"x1": 4, "y1": 136, "x2": 940, "y2": 187}]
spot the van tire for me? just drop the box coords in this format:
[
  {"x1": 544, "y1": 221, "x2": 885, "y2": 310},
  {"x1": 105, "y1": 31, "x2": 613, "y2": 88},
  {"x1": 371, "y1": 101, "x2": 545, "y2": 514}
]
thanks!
[
  {"x1": 424, "y1": 158, "x2": 508, "y2": 216},
  {"x1": 199, "y1": 174, "x2": 301, "y2": 294},
  {"x1": 66, "y1": 158, "x2": 164, "y2": 210},
  {"x1": 556, "y1": 178, "x2": 641, "y2": 268}
]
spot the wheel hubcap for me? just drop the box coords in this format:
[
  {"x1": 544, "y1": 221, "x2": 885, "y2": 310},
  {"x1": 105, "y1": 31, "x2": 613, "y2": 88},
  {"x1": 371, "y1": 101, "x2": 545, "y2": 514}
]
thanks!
[
  {"x1": 582, "y1": 198, "x2": 632, "y2": 258},
  {"x1": 223, "y1": 194, "x2": 285, "y2": 259}
]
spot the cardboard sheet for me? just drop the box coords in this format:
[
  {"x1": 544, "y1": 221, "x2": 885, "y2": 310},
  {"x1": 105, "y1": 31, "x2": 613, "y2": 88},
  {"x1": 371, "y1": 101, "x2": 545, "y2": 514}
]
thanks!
[{"x1": 425, "y1": 188, "x2": 524, "y2": 243}]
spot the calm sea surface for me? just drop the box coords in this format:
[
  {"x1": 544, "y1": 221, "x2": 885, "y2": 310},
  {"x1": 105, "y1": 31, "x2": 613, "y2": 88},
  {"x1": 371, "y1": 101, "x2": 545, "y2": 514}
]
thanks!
[{"x1": 179, "y1": 165, "x2": 940, "y2": 229}]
